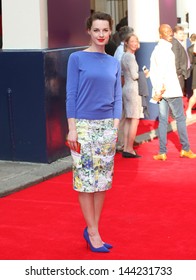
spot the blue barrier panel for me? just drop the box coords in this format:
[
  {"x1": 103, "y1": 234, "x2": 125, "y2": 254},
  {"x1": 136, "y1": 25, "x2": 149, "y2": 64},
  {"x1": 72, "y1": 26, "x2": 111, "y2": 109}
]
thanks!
[{"x1": 0, "y1": 48, "x2": 82, "y2": 163}]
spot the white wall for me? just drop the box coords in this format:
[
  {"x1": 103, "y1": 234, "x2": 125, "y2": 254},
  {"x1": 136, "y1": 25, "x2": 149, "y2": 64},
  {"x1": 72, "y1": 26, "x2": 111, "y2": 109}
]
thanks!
[
  {"x1": 2, "y1": 0, "x2": 48, "y2": 49},
  {"x1": 128, "y1": 0, "x2": 159, "y2": 42},
  {"x1": 186, "y1": 0, "x2": 196, "y2": 35},
  {"x1": 176, "y1": 0, "x2": 195, "y2": 35},
  {"x1": 176, "y1": 0, "x2": 188, "y2": 23}
]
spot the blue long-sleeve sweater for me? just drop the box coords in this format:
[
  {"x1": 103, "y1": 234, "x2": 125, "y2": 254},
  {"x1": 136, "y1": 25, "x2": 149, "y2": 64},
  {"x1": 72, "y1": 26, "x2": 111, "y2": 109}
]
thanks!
[{"x1": 66, "y1": 51, "x2": 122, "y2": 120}]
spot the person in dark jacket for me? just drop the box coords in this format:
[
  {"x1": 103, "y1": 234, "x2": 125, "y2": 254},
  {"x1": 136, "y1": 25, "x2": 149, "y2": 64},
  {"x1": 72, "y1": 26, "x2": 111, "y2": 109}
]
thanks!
[
  {"x1": 186, "y1": 33, "x2": 196, "y2": 118},
  {"x1": 172, "y1": 25, "x2": 190, "y2": 93}
]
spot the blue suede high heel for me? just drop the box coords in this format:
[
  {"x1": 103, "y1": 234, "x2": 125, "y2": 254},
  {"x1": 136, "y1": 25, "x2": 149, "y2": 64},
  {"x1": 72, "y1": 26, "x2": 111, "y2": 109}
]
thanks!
[
  {"x1": 83, "y1": 227, "x2": 110, "y2": 253},
  {"x1": 103, "y1": 242, "x2": 113, "y2": 249}
]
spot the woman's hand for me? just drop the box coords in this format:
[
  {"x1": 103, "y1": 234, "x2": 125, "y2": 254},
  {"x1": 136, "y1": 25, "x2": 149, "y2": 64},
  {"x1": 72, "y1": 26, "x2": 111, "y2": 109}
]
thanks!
[
  {"x1": 66, "y1": 130, "x2": 80, "y2": 152},
  {"x1": 66, "y1": 118, "x2": 80, "y2": 152},
  {"x1": 113, "y1": 118, "x2": 120, "y2": 130}
]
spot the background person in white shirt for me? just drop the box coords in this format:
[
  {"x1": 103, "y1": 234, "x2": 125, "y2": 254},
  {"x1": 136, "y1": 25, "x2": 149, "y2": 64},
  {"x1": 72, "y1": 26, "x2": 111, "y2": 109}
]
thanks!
[{"x1": 150, "y1": 24, "x2": 196, "y2": 160}]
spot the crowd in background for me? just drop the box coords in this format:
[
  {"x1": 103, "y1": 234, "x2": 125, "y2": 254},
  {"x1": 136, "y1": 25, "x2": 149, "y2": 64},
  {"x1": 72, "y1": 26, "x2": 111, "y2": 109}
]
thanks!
[{"x1": 104, "y1": 11, "x2": 196, "y2": 157}]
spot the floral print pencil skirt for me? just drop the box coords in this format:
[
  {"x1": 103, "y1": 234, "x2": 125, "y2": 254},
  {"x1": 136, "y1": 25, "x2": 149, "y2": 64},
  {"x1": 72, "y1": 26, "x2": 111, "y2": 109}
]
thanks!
[{"x1": 71, "y1": 119, "x2": 117, "y2": 193}]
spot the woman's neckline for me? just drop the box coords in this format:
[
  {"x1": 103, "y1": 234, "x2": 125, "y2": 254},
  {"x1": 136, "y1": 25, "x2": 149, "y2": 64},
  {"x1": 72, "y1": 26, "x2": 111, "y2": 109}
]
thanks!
[
  {"x1": 83, "y1": 47, "x2": 106, "y2": 54},
  {"x1": 83, "y1": 50, "x2": 107, "y2": 55}
]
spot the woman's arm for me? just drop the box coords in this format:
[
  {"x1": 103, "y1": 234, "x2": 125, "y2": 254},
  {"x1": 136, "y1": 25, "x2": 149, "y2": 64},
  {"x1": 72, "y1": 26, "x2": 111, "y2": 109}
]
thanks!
[
  {"x1": 66, "y1": 53, "x2": 79, "y2": 151},
  {"x1": 113, "y1": 118, "x2": 120, "y2": 129},
  {"x1": 67, "y1": 118, "x2": 79, "y2": 152},
  {"x1": 113, "y1": 61, "x2": 122, "y2": 122}
]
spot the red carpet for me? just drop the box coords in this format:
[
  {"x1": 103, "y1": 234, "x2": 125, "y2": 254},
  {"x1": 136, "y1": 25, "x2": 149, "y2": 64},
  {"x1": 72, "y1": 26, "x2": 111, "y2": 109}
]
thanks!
[
  {"x1": 137, "y1": 119, "x2": 159, "y2": 135},
  {"x1": 0, "y1": 121, "x2": 196, "y2": 260}
]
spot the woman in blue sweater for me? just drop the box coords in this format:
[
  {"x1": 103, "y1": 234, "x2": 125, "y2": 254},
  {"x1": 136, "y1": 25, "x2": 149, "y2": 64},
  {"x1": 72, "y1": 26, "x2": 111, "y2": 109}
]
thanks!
[{"x1": 66, "y1": 12, "x2": 122, "y2": 253}]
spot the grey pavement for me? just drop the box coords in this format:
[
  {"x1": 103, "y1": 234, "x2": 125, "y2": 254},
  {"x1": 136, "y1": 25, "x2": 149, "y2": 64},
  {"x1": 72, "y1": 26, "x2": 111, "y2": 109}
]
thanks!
[
  {"x1": 0, "y1": 116, "x2": 196, "y2": 198},
  {"x1": 0, "y1": 156, "x2": 72, "y2": 198}
]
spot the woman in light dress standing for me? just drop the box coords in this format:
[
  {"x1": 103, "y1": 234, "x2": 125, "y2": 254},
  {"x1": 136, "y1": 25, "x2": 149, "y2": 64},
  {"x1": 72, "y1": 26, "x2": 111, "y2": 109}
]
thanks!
[{"x1": 121, "y1": 33, "x2": 143, "y2": 158}]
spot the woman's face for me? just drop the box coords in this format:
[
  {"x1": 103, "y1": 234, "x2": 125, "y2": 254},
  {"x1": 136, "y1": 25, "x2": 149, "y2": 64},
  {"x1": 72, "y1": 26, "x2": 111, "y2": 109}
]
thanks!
[
  {"x1": 126, "y1": 35, "x2": 139, "y2": 53},
  {"x1": 88, "y1": 19, "x2": 111, "y2": 47}
]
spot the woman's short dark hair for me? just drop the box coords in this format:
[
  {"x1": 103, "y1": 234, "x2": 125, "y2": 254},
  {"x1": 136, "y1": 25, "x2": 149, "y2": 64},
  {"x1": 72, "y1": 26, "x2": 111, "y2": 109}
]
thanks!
[{"x1": 86, "y1": 12, "x2": 112, "y2": 30}]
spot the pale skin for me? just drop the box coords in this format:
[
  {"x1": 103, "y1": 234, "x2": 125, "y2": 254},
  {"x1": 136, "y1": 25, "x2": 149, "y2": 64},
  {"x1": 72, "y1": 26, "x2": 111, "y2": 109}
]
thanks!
[
  {"x1": 67, "y1": 19, "x2": 119, "y2": 248},
  {"x1": 186, "y1": 89, "x2": 196, "y2": 117},
  {"x1": 174, "y1": 29, "x2": 185, "y2": 43}
]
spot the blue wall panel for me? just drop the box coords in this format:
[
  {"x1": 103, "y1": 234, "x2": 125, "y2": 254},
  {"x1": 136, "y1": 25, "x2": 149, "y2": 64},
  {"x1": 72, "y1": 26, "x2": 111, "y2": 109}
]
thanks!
[{"x1": 0, "y1": 48, "x2": 80, "y2": 163}]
